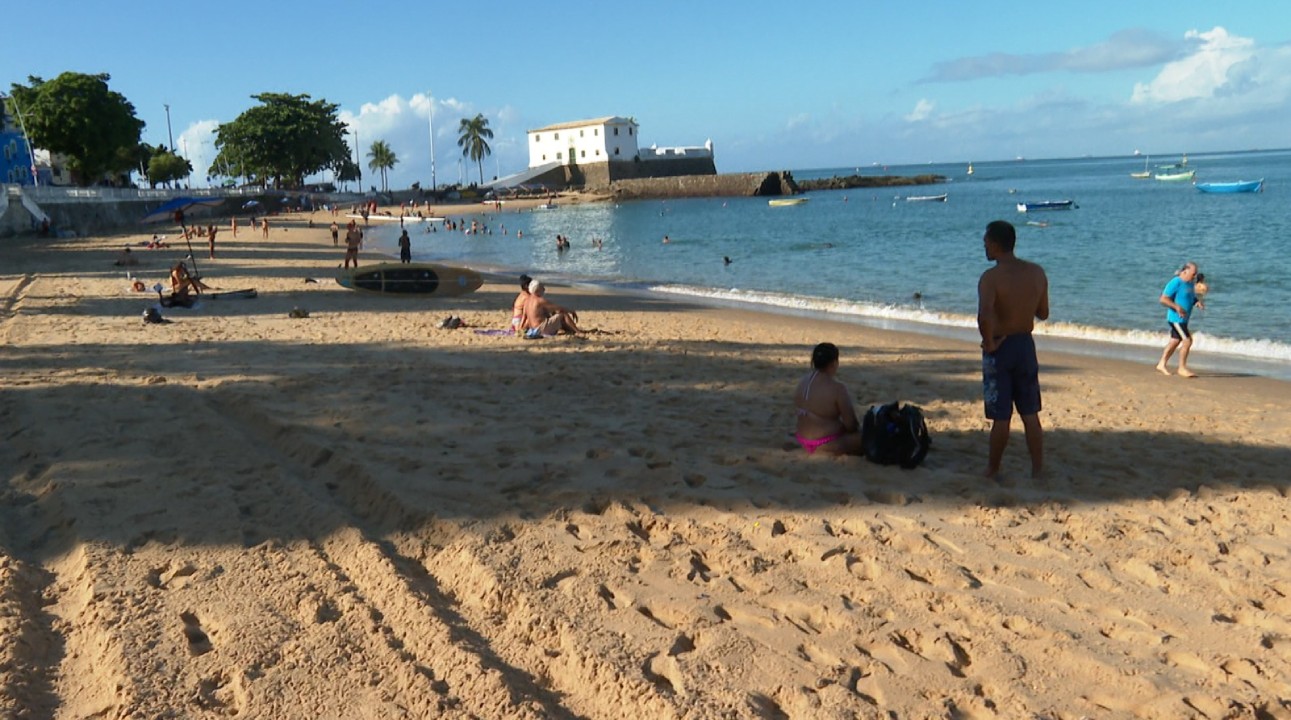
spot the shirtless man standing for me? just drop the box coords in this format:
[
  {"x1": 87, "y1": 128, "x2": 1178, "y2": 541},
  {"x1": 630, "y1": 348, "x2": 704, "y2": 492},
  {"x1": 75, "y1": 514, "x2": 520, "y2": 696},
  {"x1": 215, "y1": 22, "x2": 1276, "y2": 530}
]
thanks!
[
  {"x1": 977, "y1": 220, "x2": 1050, "y2": 479},
  {"x1": 521, "y1": 280, "x2": 581, "y2": 337},
  {"x1": 343, "y1": 221, "x2": 363, "y2": 269}
]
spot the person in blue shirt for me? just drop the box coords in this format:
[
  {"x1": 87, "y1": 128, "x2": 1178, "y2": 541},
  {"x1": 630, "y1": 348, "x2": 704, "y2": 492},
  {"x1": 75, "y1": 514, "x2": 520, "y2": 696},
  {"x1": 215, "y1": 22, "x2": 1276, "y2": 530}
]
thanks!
[{"x1": 1156, "y1": 262, "x2": 1204, "y2": 378}]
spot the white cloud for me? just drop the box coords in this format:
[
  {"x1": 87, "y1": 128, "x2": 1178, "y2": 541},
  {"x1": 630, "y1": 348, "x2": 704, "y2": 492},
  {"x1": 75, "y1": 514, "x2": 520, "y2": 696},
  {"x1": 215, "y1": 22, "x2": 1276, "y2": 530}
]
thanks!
[
  {"x1": 177, "y1": 119, "x2": 221, "y2": 183},
  {"x1": 785, "y1": 113, "x2": 810, "y2": 131},
  {"x1": 904, "y1": 99, "x2": 935, "y2": 122},
  {"x1": 1131, "y1": 27, "x2": 1255, "y2": 104}
]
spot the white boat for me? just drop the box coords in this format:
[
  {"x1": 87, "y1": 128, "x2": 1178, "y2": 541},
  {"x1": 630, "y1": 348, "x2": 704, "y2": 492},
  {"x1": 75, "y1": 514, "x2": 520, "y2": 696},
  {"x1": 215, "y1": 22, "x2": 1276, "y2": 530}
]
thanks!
[
  {"x1": 768, "y1": 197, "x2": 808, "y2": 207},
  {"x1": 905, "y1": 193, "x2": 947, "y2": 202},
  {"x1": 966, "y1": 163, "x2": 974, "y2": 176}
]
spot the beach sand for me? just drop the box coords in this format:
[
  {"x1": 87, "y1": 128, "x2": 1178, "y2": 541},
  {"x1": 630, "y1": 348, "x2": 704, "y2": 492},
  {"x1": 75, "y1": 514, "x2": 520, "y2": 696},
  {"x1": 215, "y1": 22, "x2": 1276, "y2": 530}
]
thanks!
[{"x1": 2, "y1": 208, "x2": 1290, "y2": 718}]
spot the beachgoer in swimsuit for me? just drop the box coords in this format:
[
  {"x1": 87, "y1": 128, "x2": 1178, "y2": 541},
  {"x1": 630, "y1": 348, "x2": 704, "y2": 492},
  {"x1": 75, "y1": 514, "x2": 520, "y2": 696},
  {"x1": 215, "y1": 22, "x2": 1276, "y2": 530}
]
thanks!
[
  {"x1": 978, "y1": 220, "x2": 1049, "y2": 478},
  {"x1": 511, "y1": 274, "x2": 533, "y2": 334},
  {"x1": 521, "y1": 280, "x2": 581, "y2": 337},
  {"x1": 793, "y1": 342, "x2": 864, "y2": 456}
]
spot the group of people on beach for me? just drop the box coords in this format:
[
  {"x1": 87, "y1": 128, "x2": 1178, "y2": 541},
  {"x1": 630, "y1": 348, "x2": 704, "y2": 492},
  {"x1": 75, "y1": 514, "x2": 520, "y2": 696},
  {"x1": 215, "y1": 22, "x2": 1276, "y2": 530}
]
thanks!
[{"x1": 793, "y1": 219, "x2": 1206, "y2": 480}]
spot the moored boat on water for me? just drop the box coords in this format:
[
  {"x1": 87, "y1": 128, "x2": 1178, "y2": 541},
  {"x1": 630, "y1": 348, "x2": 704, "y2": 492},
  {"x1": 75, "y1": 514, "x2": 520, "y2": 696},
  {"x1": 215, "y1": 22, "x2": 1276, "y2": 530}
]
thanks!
[
  {"x1": 904, "y1": 193, "x2": 948, "y2": 202},
  {"x1": 1016, "y1": 200, "x2": 1075, "y2": 212},
  {"x1": 1196, "y1": 179, "x2": 1264, "y2": 194},
  {"x1": 768, "y1": 198, "x2": 808, "y2": 207},
  {"x1": 1154, "y1": 169, "x2": 1196, "y2": 182}
]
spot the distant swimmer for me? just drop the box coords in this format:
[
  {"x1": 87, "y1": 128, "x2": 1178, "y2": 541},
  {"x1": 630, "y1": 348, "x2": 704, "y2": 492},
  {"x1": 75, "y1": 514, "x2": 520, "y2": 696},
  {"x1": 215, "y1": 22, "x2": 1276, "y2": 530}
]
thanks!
[
  {"x1": 724, "y1": 256, "x2": 732, "y2": 265},
  {"x1": 662, "y1": 235, "x2": 671, "y2": 244}
]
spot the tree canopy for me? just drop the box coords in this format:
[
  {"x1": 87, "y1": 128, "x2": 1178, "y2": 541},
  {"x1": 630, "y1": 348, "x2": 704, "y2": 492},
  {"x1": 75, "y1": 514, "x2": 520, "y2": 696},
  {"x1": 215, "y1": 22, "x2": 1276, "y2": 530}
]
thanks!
[
  {"x1": 211, "y1": 93, "x2": 350, "y2": 189},
  {"x1": 7, "y1": 72, "x2": 145, "y2": 186},
  {"x1": 457, "y1": 114, "x2": 493, "y2": 185},
  {"x1": 366, "y1": 140, "x2": 398, "y2": 193},
  {"x1": 147, "y1": 151, "x2": 192, "y2": 188}
]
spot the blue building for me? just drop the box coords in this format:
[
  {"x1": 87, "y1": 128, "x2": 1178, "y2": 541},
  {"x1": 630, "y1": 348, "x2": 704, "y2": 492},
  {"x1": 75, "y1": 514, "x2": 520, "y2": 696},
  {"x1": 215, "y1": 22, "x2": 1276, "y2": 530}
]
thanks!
[{"x1": 1, "y1": 98, "x2": 36, "y2": 185}]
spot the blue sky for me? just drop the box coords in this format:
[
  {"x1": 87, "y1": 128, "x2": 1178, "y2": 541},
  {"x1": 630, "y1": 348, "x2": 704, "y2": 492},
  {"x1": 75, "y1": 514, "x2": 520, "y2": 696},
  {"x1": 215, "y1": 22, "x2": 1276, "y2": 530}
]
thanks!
[{"x1": 4, "y1": 1, "x2": 1289, "y2": 189}]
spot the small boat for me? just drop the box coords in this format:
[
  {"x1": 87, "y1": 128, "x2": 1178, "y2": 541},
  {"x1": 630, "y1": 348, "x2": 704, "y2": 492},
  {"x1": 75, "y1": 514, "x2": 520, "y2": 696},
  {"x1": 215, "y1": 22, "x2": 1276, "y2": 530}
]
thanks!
[
  {"x1": 1196, "y1": 179, "x2": 1264, "y2": 194},
  {"x1": 1131, "y1": 155, "x2": 1151, "y2": 179},
  {"x1": 768, "y1": 197, "x2": 808, "y2": 207},
  {"x1": 336, "y1": 262, "x2": 483, "y2": 297},
  {"x1": 1016, "y1": 200, "x2": 1075, "y2": 213},
  {"x1": 966, "y1": 163, "x2": 974, "y2": 176},
  {"x1": 1154, "y1": 169, "x2": 1196, "y2": 182},
  {"x1": 905, "y1": 193, "x2": 948, "y2": 202},
  {"x1": 534, "y1": 202, "x2": 558, "y2": 210}
]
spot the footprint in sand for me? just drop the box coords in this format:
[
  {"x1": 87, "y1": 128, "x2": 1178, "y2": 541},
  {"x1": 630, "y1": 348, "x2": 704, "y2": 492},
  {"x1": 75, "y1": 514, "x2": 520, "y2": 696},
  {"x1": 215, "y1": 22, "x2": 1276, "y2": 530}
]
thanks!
[{"x1": 180, "y1": 611, "x2": 213, "y2": 656}]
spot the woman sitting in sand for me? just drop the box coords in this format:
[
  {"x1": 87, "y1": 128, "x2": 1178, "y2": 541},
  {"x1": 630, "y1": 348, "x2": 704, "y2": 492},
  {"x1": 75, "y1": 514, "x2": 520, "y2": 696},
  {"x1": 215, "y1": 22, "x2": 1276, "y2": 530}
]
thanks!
[
  {"x1": 511, "y1": 274, "x2": 533, "y2": 334},
  {"x1": 169, "y1": 261, "x2": 210, "y2": 298},
  {"x1": 793, "y1": 342, "x2": 864, "y2": 455}
]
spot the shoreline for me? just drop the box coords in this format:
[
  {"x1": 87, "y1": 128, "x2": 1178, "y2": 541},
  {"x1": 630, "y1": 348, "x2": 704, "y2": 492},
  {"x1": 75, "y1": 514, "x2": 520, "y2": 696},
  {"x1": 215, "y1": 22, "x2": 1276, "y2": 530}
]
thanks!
[
  {"x1": 358, "y1": 221, "x2": 1291, "y2": 382},
  {"x1": 4, "y1": 211, "x2": 1290, "y2": 716}
]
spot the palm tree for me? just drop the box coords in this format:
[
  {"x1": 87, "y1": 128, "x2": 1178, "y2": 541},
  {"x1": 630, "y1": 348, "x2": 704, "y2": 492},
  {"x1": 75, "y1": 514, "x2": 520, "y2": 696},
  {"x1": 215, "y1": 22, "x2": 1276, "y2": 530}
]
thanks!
[
  {"x1": 366, "y1": 140, "x2": 398, "y2": 193},
  {"x1": 456, "y1": 114, "x2": 493, "y2": 185}
]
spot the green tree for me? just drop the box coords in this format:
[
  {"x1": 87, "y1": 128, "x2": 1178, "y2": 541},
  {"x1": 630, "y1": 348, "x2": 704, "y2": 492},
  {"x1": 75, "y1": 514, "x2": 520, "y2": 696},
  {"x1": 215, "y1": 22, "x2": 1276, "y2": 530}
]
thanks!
[
  {"x1": 8, "y1": 73, "x2": 145, "y2": 186},
  {"x1": 366, "y1": 140, "x2": 398, "y2": 193},
  {"x1": 334, "y1": 157, "x2": 360, "y2": 191},
  {"x1": 211, "y1": 93, "x2": 350, "y2": 188},
  {"x1": 456, "y1": 114, "x2": 493, "y2": 185},
  {"x1": 147, "y1": 151, "x2": 192, "y2": 188}
]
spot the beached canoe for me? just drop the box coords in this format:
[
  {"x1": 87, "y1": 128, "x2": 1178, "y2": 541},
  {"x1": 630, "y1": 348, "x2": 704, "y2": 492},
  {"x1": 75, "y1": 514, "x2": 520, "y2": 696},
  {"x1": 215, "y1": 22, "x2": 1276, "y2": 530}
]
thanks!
[
  {"x1": 1196, "y1": 179, "x2": 1264, "y2": 194},
  {"x1": 905, "y1": 193, "x2": 947, "y2": 202},
  {"x1": 768, "y1": 198, "x2": 808, "y2": 207},
  {"x1": 336, "y1": 263, "x2": 483, "y2": 297},
  {"x1": 1016, "y1": 200, "x2": 1075, "y2": 212}
]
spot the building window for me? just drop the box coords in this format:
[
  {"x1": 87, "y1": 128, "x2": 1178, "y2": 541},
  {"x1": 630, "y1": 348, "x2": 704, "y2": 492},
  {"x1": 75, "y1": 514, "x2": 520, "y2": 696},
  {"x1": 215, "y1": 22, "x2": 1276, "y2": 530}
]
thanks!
[
  {"x1": 594, "y1": 129, "x2": 599, "y2": 136},
  {"x1": 579, "y1": 130, "x2": 584, "y2": 137},
  {"x1": 580, "y1": 150, "x2": 585, "y2": 158},
  {"x1": 614, "y1": 148, "x2": 620, "y2": 155},
  {"x1": 595, "y1": 149, "x2": 600, "y2": 156},
  {"x1": 557, "y1": 152, "x2": 562, "y2": 160},
  {"x1": 534, "y1": 134, "x2": 540, "y2": 142},
  {"x1": 613, "y1": 127, "x2": 619, "y2": 136},
  {"x1": 542, "y1": 155, "x2": 547, "y2": 161},
  {"x1": 554, "y1": 132, "x2": 560, "y2": 140},
  {"x1": 629, "y1": 127, "x2": 633, "y2": 136}
]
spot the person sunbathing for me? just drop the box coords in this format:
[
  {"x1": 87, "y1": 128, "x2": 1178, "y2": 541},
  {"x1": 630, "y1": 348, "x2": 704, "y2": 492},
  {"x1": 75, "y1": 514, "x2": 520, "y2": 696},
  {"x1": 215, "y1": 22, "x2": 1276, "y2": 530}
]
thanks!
[
  {"x1": 521, "y1": 280, "x2": 581, "y2": 337},
  {"x1": 169, "y1": 261, "x2": 210, "y2": 298},
  {"x1": 511, "y1": 274, "x2": 533, "y2": 334},
  {"x1": 793, "y1": 342, "x2": 864, "y2": 455}
]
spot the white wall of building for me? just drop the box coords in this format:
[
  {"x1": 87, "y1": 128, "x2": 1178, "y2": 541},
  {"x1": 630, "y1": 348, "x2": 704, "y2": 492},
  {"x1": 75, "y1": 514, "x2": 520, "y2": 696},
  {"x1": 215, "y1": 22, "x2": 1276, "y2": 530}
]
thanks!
[{"x1": 527, "y1": 117, "x2": 641, "y2": 168}]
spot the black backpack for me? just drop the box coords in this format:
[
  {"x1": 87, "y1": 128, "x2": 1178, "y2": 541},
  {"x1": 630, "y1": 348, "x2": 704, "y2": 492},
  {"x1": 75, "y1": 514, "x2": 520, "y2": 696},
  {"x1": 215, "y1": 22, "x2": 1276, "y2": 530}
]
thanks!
[{"x1": 862, "y1": 402, "x2": 931, "y2": 469}]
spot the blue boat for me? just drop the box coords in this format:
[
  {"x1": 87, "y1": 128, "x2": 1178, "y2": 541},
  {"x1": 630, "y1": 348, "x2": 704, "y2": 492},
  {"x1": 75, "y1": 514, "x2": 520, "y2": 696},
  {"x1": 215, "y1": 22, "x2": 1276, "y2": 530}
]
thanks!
[
  {"x1": 1016, "y1": 200, "x2": 1075, "y2": 212},
  {"x1": 1196, "y1": 179, "x2": 1264, "y2": 194}
]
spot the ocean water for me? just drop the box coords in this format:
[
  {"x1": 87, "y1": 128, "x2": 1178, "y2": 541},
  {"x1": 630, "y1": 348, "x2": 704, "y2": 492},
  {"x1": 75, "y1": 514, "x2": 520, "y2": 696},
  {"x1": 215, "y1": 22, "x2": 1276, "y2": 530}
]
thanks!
[{"x1": 368, "y1": 149, "x2": 1291, "y2": 377}]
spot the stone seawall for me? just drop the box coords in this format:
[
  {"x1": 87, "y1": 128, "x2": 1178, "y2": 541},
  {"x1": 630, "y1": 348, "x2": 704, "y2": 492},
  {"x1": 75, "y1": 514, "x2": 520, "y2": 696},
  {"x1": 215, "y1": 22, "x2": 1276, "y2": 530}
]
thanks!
[{"x1": 608, "y1": 171, "x2": 799, "y2": 200}]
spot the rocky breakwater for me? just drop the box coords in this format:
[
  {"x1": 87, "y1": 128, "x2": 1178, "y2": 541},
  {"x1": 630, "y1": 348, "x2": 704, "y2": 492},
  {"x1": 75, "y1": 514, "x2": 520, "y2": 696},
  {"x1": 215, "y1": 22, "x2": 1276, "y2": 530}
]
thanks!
[
  {"x1": 609, "y1": 171, "x2": 800, "y2": 200},
  {"x1": 796, "y1": 173, "x2": 945, "y2": 191}
]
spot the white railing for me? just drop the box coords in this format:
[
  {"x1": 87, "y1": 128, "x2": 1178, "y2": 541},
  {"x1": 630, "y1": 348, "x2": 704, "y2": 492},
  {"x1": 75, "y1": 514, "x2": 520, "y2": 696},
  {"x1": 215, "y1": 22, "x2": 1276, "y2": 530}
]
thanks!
[{"x1": 17, "y1": 184, "x2": 277, "y2": 202}]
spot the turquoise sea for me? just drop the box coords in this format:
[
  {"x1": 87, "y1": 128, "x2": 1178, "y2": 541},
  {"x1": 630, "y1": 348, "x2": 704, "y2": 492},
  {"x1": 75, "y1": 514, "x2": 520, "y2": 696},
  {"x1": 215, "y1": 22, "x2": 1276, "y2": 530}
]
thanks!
[{"x1": 368, "y1": 149, "x2": 1291, "y2": 379}]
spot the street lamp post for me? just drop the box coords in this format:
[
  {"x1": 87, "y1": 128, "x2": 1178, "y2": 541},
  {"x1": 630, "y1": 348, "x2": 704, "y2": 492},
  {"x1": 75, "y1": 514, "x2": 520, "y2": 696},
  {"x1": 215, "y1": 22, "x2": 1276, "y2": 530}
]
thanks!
[{"x1": 164, "y1": 103, "x2": 174, "y2": 153}]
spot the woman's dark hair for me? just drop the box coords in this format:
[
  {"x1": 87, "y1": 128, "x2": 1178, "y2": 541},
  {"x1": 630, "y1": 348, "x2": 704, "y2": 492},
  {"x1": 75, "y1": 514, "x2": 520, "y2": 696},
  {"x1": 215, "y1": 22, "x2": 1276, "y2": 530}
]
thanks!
[
  {"x1": 519, "y1": 274, "x2": 533, "y2": 291},
  {"x1": 811, "y1": 342, "x2": 840, "y2": 370}
]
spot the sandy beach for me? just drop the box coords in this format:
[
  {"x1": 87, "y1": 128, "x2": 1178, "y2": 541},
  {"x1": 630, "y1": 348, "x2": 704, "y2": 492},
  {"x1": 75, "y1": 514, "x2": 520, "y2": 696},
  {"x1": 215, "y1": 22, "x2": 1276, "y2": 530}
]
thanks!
[{"x1": 2, "y1": 208, "x2": 1290, "y2": 718}]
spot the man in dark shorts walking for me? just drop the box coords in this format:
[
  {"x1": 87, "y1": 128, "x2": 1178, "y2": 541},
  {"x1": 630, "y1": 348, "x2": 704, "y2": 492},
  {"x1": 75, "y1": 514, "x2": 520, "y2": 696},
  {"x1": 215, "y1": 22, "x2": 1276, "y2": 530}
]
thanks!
[
  {"x1": 1156, "y1": 261, "x2": 1202, "y2": 378},
  {"x1": 977, "y1": 220, "x2": 1050, "y2": 479}
]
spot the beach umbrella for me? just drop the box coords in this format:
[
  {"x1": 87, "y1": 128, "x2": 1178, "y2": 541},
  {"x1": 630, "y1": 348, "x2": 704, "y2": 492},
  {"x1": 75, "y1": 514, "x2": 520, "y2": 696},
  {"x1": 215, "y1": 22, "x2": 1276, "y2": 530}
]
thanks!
[
  {"x1": 140, "y1": 197, "x2": 223, "y2": 278},
  {"x1": 140, "y1": 196, "x2": 224, "y2": 224}
]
